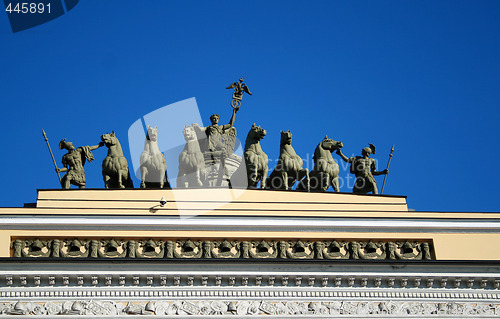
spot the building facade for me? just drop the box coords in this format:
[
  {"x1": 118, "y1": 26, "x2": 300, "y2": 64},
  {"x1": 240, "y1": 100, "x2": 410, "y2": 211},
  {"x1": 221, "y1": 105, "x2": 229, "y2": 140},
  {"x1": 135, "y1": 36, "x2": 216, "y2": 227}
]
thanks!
[{"x1": 0, "y1": 188, "x2": 498, "y2": 317}]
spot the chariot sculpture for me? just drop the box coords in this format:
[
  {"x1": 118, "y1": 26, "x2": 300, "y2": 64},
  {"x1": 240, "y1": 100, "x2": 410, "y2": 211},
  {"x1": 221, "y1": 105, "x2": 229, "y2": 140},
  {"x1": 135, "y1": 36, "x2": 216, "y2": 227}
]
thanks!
[{"x1": 43, "y1": 77, "x2": 396, "y2": 194}]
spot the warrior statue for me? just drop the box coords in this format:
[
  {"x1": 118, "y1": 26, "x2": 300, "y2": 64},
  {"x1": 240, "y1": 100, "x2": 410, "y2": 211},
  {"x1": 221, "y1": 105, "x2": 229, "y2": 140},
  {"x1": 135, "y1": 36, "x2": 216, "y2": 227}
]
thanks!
[
  {"x1": 336, "y1": 144, "x2": 388, "y2": 194},
  {"x1": 56, "y1": 139, "x2": 104, "y2": 189}
]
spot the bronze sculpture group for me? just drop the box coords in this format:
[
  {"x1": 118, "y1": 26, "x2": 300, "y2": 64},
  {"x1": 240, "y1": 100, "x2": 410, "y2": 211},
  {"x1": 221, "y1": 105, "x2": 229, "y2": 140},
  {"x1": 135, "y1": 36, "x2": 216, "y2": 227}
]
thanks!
[{"x1": 46, "y1": 78, "x2": 391, "y2": 194}]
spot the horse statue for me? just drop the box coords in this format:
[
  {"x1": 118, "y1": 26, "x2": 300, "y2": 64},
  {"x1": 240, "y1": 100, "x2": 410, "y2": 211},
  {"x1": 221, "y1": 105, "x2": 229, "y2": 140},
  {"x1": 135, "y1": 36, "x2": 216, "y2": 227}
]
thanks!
[
  {"x1": 139, "y1": 125, "x2": 170, "y2": 188},
  {"x1": 266, "y1": 130, "x2": 309, "y2": 190},
  {"x1": 297, "y1": 136, "x2": 343, "y2": 192},
  {"x1": 243, "y1": 124, "x2": 268, "y2": 189},
  {"x1": 177, "y1": 124, "x2": 205, "y2": 187},
  {"x1": 101, "y1": 132, "x2": 134, "y2": 189}
]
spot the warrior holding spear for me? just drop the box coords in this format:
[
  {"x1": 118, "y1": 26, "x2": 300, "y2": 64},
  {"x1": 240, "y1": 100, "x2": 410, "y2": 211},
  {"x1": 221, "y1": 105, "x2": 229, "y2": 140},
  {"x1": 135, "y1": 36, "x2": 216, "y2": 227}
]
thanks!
[
  {"x1": 336, "y1": 144, "x2": 388, "y2": 194},
  {"x1": 56, "y1": 138, "x2": 104, "y2": 189},
  {"x1": 43, "y1": 131, "x2": 105, "y2": 189}
]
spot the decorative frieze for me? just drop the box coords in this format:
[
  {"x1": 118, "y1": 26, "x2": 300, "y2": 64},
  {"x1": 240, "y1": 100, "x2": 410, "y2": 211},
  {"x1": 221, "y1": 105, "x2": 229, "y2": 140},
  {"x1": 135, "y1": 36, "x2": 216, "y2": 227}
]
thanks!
[
  {"x1": 414, "y1": 278, "x2": 421, "y2": 288},
  {"x1": 0, "y1": 300, "x2": 498, "y2": 316},
  {"x1": 11, "y1": 238, "x2": 434, "y2": 260},
  {"x1": 1, "y1": 273, "x2": 499, "y2": 290}
]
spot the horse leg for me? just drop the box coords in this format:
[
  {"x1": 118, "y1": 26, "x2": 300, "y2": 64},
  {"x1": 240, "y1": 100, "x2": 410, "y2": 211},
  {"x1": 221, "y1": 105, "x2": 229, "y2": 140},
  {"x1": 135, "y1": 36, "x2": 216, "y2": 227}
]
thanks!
[
  {"x1": 304, "y1": 169, "x2": 310, "y2": 191},
  {"x1": 161, "y1": 157, "x2": 167, "y2": 188},
  {"x1": 160, "y1": 168, "x2": 166, "y2": 188},
  {"x1": 295, "y1": 169, "x2": 307, "y2": 191},
  {"x1": 118, "y1": 169, "x2": 125, "y2": 188},
  {"x1": 301, "y1": 171, "x2": 314, "y2": 191},
  {"x1": 251, "y1": 167, "x2": 258, "y2": 188},
  {"x1": 195, "y1": 169, "x2": 203, "y2": 186},
  {"x1": 260, "y1": 164, "x2": 268, "y2": 189},
  {"x1": 296, "y1": 169, "x2": 309, "y2": 191},
  {"x1": 291, "y1": 170, "x2": 299, "y2": 189},
  {"x1": 321, "y1": 173, "x2": 330, "y2": 191},
  {"x1": 271, "y1": 171, "x2": 285, "y2": 190},
  {"x1": 332, "y1": 175, "x2": 339, "y2": 192},
  {"x1": 103, "y1": 174, "x2": 111, "y2": 189},
  {"x1": 282, "y1": 171, "x2": 289, "y2": 190},
  {"x1": 264, "y1": 174, "x2": 271, "y2": 189},
  {"x1": 140, "y1": 166, "x2": 147, "y2": 188},
  {"x1": 248, "y1": 165, "x2": 258, "y2": 188}
]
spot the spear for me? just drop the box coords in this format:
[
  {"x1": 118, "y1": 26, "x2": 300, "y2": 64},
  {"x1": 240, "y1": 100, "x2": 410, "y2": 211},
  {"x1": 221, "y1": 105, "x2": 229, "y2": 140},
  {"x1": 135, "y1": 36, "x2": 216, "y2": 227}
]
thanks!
[
  {"x1": 380, "y1": 144, "x2": 394, "y2": 194},
  {"x1": 42, "y1": 129, "x2": 61, "y2": 183}
]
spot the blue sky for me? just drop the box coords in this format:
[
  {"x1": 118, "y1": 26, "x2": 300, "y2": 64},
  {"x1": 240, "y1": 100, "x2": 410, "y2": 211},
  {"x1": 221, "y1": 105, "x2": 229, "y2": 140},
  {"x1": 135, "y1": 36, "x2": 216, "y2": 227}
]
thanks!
[{"x1": 0, "y1": 1, "x2": 499, "y2": 212}]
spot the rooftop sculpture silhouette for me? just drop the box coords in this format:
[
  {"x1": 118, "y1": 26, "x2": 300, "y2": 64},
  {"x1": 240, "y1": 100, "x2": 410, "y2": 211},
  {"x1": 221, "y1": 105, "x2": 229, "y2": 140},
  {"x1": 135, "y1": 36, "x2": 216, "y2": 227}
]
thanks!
[{"x1": 43, "y1": 78, "x2": 393, "y2": 194}]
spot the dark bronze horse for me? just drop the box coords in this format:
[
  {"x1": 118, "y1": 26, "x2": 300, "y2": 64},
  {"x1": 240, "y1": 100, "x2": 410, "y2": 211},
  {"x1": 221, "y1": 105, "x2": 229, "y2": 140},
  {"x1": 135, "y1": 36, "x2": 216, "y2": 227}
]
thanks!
[
  {"x1": 267, "y1": 130, "x2": 309, "y2": 190},
  {"x1": 101, "y1": 132, "x2": 133, "y2": 189},
  {"x1": 297, "y1": 136, "x2": 343, "y2": 192}
]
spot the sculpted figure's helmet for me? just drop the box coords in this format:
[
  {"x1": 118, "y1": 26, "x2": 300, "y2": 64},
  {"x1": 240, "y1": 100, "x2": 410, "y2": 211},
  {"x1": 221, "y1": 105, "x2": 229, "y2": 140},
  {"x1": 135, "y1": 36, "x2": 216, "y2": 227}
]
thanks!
[
  {"x1": 363, "y1": 143, "x2": 377, "y2": 155},
  {"x1": 58, "y1": 138, "x2": 73, "y2": 150}
]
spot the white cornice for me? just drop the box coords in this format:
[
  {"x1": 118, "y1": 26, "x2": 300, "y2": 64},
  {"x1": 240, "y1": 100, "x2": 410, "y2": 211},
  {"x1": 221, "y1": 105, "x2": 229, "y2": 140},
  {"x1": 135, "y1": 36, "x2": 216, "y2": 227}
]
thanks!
[{"x1": 1, "y1": 215, "x2": 500, "y2": 233}]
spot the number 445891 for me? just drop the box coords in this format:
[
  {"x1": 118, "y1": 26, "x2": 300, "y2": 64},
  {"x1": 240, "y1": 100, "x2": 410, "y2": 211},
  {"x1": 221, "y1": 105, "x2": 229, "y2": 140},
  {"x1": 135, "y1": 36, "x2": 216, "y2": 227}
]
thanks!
[{"x1": 5, "y1": 2, "x2": 51, "y2": 14}]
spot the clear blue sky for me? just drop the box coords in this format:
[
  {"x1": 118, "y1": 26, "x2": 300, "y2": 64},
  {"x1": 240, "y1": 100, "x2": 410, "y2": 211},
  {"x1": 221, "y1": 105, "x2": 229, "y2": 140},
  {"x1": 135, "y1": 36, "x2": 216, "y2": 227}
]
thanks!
[{"x1": 1, "y1": 1, "x2": 499, "y2": 212}]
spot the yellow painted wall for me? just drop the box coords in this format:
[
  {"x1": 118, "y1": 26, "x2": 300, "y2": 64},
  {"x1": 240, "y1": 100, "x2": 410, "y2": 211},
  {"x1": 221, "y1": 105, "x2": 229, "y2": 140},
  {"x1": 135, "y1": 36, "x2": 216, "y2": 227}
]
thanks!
[
  {"x1": 2, "y1": 189, "x2": 499, "y2": 260},
  {"x1": 4, "y1": 229, "x2": 500, "y2": 260}
]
